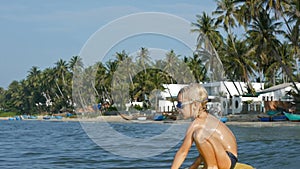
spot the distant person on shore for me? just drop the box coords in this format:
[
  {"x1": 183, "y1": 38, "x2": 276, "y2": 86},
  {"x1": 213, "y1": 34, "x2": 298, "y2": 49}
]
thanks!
[
  {"x1": 289, "y1": 102, "x2": 296, "y2": 113},
  {"x1": 171, "y1": 83, "x2": 238, "y2": 169}
]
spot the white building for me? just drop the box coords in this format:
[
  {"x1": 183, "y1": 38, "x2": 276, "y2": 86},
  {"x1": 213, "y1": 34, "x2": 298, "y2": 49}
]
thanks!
[
  {"x1": 257, "y1": 83, "x2": 300, "y2": 101},
  {"x1": 158, "y1": 82, "x2": 265, "y2": 114},
  {"x1": 202, "y1": 81, "x2": 264, "y2": 102},
  {"x1": 158, "y1": 84, "x2": 188, "y2": 112}
]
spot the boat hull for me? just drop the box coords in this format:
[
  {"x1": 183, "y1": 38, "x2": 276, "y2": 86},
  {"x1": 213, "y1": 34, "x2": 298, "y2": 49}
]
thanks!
[
  {"x1": 283, "y1": 112, "x2": 300, "y2": 122},
  {"x1": 258, "y1": 115, "x2": 287, "y2": 122}
]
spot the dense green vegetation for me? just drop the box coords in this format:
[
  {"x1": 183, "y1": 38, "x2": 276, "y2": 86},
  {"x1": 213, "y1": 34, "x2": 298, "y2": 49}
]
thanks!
[{"x1": 0, "y1": 0, "x2": 299, "y2": 114}]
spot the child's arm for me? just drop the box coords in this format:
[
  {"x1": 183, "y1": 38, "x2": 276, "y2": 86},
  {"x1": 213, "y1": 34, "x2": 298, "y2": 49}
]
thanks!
[{"x1": 171, "y1": 125, "x2": 195, "y2": 169}]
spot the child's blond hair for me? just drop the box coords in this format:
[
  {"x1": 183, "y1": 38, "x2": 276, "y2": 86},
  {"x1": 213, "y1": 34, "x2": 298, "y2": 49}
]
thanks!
[{"x1": 178, "y1": 83, "x2": 208, "y2": 117}]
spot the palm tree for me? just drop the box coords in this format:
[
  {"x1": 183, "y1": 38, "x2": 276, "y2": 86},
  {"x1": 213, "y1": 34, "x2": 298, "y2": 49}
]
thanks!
[
  {"x1": 54, "y1": 59, "x2": 69, "y2": 86},
  {"x1": 115, "y1": 50, "x2": 135, "y2": 87},
  {"x1": 37, "y1": 68, "x2": 53, "y2": 111},
  {"x1": 0, "y1": 87, "x2": 5, "y2": 109},
  {"x1": 132, "y1": 70, "x2": 155, "y2": 109},
  {"x1": 104, "y1": 60, "x2": 118, "y2": 102},
  {"x1": 221, "y1": 36, "x2": 257, "y2": 94},
  {"x1": 136, "y1": 47, "x2": 152, "y2": 74},
  {"x1": 27, "y1": 66, "x2": 42, "y2": 92},
  {"x1": 213, "y1": 0, "x2": 238, "y2": 37},
  {"x1": 247, "y1": 9, "x2": 284, "y2": 85},
  {"x1": 162, "y1": 50, "x2": 182, "y2": 83},
  {"x1": 191, "y1": 12, "x2": 226, "y2": 86},
  {"x1": 262, "y1": 0, "x2": 289, "y2": 18},
  {"x1": 26, "y1": 66, "x2": 48, "y2": 113},
  {"x1": 94, "y1": 62, "x2": 108, "y2": 102},
  {"x1": 284, "y1": 0, "x2": 300, "y2": 79},
  {"x1": 149, "y1": 70, "x2": 166, "y2": 111},
  {"x1": 284, "y1": 0, "x2": 300, "y2": 25},
  {"x1": 191, "y1": 12, "x2": 223, "y2": 50},
  {"x1": 184, "y1": 54, "x2": 207, "y2": 83},
  {"x1": 285, "y1": 24, "x2": 300, "y2": 79},
  {"x1": 5, "y1": 80, "x2": 30, "y2": 113},
  {"x1": 234, "y1": 0, "x2": 262, "y2": 28},
  {"x1": 69, "y1": 56, "x2": 83, "y2": 72},
  {"x1": 276, "y1": 42, "x2": 294, "y2": 84}
]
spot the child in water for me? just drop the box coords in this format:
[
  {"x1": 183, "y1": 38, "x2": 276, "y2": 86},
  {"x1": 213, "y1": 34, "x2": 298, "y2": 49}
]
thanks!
[{"x1": 171, "y1": 83, "x2": 238, "y2": 169}]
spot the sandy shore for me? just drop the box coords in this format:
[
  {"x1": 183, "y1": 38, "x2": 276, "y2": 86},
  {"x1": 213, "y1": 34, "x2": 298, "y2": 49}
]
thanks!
[
  {"x1": 0, "y1": 114, "x2": 300, "y2": 127},
  {"x1": 226, "y1": 121, "x2": 300, "y2": 127},
  {"x1": 1, "y1": 113, "x2": 300, "y2": 126},
  {"x1": 0, "y1": 115, "x2": 131, "y2": 122}
]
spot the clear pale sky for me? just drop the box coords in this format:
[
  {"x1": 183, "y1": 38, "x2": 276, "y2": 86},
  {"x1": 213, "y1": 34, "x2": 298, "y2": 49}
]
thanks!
[{"x1": 0, "y1": 0, "x2": 216, "y2": 89}]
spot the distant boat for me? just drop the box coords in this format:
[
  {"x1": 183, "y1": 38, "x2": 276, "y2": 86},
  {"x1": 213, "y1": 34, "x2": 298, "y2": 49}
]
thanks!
[
  {"x1": 153, "y1": 115, "x2": 165, "y2": 121},
  {"x1": 28, "y1": 115, "x2": 37, "y2": 119},
  {"x1": 15, "y1": 116, "x2": 22, "y2": 120},
  {"x1": 54, "y1": 116, "x2": 63, "y2": 119},
  {"x1": 43, "y1": 116, "x2": 51, "y2": 120},
  {"x1": 220, "y1": 117, "x2": 228, "y2": 123},
  {"x1": 8, "y1": 116, "x2": 22, "y2": 121},
  {"x1": 267, "y1": 110, "x2": 280, "y2": 116},
  {"x1": 283, "y1": 112, "x2": 300, "y2": 122},
  {"x1": 8, "y1": 117, "x2": 15, "y2": 121},
  {"x1": 272, "y1": 115, "x2": 287, "y2": 121},
  {"x1": 258, "y1": 116, "x2": 271, "y2": 122},
  {"x1": 258, "y1": 115, "x2": 287, "y2": 122},
  {"x1": 137, "y1": 116, "x2": 147, "y2": 121}
]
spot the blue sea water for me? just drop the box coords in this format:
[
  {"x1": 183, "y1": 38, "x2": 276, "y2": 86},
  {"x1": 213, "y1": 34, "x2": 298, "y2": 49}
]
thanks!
[{"x1": 0, "y1": 120, "x2": 299, "y2": 169}]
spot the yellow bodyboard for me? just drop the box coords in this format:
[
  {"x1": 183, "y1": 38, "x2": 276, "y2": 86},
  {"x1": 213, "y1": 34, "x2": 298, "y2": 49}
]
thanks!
[
  {"x1": 194, "y1": 162, "x2": 254, "y2": 169},
  {"x1": 234, "y1": 162, "x2": 255, "y2": 169}
]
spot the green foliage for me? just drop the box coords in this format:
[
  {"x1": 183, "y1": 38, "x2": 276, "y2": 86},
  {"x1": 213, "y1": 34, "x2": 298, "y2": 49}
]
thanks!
[
  {"x1": 0, "y1": 111, "x2": 18, "y2": 117},
  {"x1": 133, "y1": 104, "x2": 143, "y2": 111},
  {"x1": 1, "y1": 0, "x2": 300, "y2": 114},
  {"x1": 107, "y1": 106, "x2": 118, "y2": 111}
]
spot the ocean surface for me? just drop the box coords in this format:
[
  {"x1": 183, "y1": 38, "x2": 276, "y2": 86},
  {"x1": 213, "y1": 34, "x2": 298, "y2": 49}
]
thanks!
[{"x1": 0, "y1": 120, "x2": 299, "y2": 169}]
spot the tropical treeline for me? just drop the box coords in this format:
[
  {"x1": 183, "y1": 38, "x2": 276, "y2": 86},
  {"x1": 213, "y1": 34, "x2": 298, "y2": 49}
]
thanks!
[
  {"x1": 195, "y1": 0, "x2": 300, "y2": 92},
  {"x1": 0, "y1": 49, "x2": 206, "y2": 114},
  {"x1": 0, "y1": 0, "x2": 300, "y2": 114}
]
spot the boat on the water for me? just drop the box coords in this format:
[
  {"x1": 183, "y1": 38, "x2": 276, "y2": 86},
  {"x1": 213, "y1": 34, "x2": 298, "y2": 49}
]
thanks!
[
  {"x1": 258, "y1": 115, "x2": 287, "y2": 122},
  {"x1": 272, "y1": 115, "x2": 287, "y2": 121},
  {"x1": 258, "y1": 116, "x2": 272, "y2": 122},
  {"x1": 153, "y1": 114, "x2": 165, "y2": 121},
  {"x1": 137, "y1": 116, "x2": 147, "y2": 121},
  {"x1": 266, "y1": 110, "x2": 280, "y2": 116},
  {"x1": 220, "y1": 117, "x2": 228, "y2": 123},
  {"x1": 283, "y1": 112, "x2": 300, "y2": 122},
  {"x1": 8, "y1": 116, "x2": 22, "y2": 121},
  {"x1": 43, "y1": 116, "x2": 51, "y2": 120},
  {"x1": 54, "y1": 115, "x2": 63, "y2": 119}
]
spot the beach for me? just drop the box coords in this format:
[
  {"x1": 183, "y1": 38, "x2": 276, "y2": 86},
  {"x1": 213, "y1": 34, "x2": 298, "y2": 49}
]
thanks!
[{"x1": 2, "y1": 113, "x2": 300, "y2": 127}]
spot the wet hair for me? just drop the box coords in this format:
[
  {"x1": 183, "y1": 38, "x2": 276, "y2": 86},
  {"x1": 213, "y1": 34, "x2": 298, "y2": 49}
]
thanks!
[{"x1": 178, "y1": 83, "x2": 208, "y2": 116}]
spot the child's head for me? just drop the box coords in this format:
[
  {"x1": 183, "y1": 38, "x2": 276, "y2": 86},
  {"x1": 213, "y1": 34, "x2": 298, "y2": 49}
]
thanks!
[{"x1": 177, "y1": 83, "x2": 208, "y2": 118}]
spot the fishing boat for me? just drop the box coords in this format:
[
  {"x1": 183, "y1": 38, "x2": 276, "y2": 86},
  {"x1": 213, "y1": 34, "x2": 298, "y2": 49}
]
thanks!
[
  {"x1": 258, "y1": 116, "x2": 272, "y2": 122},
  {"x1": 283, "y1": 112, "x2": 300, "y2": 122},
  {"x1": 266, "y1": 110, "x2": 280, "y2": 116},
  {"x1": 153, "y1": 114, "x2": 165, "y2": 121},
  {"x1": 272, "y1": 115, "x2": 287, "y2": 121},
  {"x1": 137, "y1": 116, "x2": 147, "y2": 121},
  {"x1": 258, "y1": 115, "x2": 287, "y2": 122},
  {"x1": 54, "y1": 115, "x2": 63, "y2": 119},
  {"x1": 220, "y1": 117, "x2": 228, "y2": 123},
  {"x1": 43, "y1": 116, "x2": 51, "y2": 120}
]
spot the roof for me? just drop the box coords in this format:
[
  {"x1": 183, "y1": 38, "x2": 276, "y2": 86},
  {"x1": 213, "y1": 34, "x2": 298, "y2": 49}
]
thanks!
[
  {"x1": 257, "y1": 83, "x2": 299, "y2": 94},
  {"x1": 161, "y1": 84, "x2": 188, "y2": 98}
]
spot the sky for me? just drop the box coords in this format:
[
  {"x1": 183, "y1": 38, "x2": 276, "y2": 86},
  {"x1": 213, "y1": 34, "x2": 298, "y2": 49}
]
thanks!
[{"x1": 0, "y1": 0, "x2": 216, "y2": 89}]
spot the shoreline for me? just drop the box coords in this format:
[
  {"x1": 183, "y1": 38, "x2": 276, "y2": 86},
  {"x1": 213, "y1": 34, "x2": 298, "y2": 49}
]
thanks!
[{"x1": 1, "y1": 114, "x2": 300, "y2": 127}]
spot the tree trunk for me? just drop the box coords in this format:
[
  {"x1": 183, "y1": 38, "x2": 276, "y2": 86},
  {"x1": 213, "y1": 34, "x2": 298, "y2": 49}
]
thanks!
[
  {"x1": 272, "y1": 45, "x2": 300, "y2": 94},
  {"x1": 222, "y1": 81, "x2": 232, "y2": 98}
]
